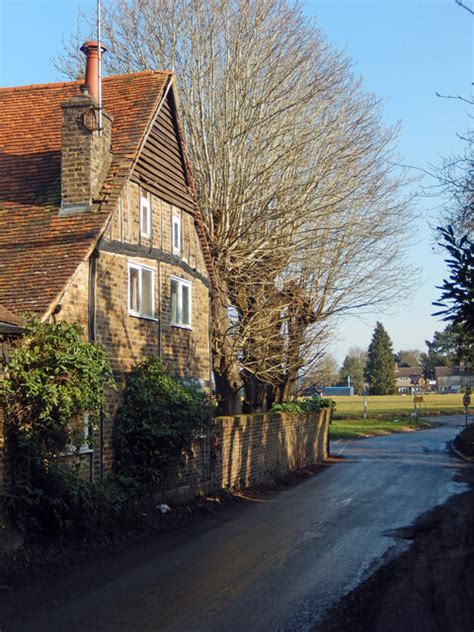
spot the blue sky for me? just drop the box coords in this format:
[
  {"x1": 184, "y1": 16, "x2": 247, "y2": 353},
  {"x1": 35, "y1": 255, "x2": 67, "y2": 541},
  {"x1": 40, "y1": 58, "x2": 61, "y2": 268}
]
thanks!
[{"x1": 0, "y1": 0, "x2": 472, "y2": 364}]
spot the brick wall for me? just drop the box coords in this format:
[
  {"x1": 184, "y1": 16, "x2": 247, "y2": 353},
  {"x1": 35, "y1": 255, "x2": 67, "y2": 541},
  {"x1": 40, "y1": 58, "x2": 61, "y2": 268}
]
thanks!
[
  {"x1": 61, "y1": 91, "x2": 112, "y2": 209},
  {"x1": 158, "y1": 410, "x2": 331, "y2": 502},
  {"x1": 98, "y1": 182, "x2": 210, "y2": 380},
  {"x1": 53, "y1": 179, "x2": 211, "y2": 478},
  {"x1": 56, "y1": 260, "x2": 89, "y2": 330}
]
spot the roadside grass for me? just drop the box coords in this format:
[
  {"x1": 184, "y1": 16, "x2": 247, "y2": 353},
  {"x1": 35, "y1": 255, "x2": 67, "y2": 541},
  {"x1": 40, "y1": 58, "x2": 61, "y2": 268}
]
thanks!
[
  {"x1": 332, "y1": 393, "x2": 465, "y2": 419},
  {"x1": 327, "y1": 393, "x2": 463, "y2": 441},
  {"x1": 330, "y1": 417, "x2": 433, "y2": 441}
]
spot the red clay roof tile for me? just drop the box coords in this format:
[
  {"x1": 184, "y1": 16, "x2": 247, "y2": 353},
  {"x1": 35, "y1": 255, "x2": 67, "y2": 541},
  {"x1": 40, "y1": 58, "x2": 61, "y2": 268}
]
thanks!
[
  {"x1": 0, "y1": 304, "x2": 21, "y2": 326},
  {"x1": 0, "y1": 71, "x2": 171, "y2": 316}
]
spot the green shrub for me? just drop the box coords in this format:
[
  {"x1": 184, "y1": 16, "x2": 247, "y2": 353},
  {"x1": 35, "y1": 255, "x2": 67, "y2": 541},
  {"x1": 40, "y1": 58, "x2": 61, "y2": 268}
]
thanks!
[
  {"x1": 0, "y1": 317, "x2": 115, "y2": 538},
  {"x1": 113, "y1": 358, "x2": 213, "y2": 483},
  {"x1": 1, "y1": 317, "x2": 114, "y2": 461},
  {"x1": 270, "y1": 398, "x2": 335, "y2": 415},
  {"x1": 2, "y1": 464, "x2": 138, "y2": 539},
  {"x1": 270, "y1": 402, "x2": 305, "y2": 415},
  {"x1": 299, "y1": 398, "x2": 323, "y2": 413},
  {"x1": 310, "y1": 397, "x2": 336, "y2": 411}
]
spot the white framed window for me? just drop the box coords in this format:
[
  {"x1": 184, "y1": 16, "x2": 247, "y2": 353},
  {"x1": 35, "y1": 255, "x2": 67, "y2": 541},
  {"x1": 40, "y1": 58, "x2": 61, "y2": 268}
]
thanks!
[
  {"x1": 79, "y1": 412, "x2": 92, "y2": 453},
  {"x1": 172, "y1": 213, "x2": 182, "y2": 255},
  {"x1": 128, "y1": 262, "x2": 155, "y2": 319},
  {"x1": 140, "y1": 195, "x2": 151, "y2": 238},
  {"x1": 62, "y1": 412, "x2": 92, "y2": 456},
  {"x1": 171, "y1": 276, "x2": 191, "y2": 327}
]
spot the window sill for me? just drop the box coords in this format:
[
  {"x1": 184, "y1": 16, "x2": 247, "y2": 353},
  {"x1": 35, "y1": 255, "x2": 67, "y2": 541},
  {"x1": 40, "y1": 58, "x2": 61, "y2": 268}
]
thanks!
[
  {"x1": 59, "y1": 445, "x2": 93, "y2": 457},
  {"x1": 128, "y1": 311, "x2": 159, "y2": 322},
  {"x1": 171, "y1": 323, "x2": 193, "y2": 331}
]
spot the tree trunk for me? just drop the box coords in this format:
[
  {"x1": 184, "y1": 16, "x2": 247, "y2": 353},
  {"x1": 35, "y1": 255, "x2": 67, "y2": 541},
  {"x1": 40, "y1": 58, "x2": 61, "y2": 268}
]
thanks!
[
  {"x1": 210, "y1": 285, "x2": 243, "y2": 416},
  {"x1": 243, "y1": 373, "x2": 268, "y2": 413},
  {"x1": 213, "y1": 371, "x2": 242, "y2": 416}
]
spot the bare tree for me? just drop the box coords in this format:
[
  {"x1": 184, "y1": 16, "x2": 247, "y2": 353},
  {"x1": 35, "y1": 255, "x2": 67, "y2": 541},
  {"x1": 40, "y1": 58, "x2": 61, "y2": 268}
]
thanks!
[
  {"x1": 296, "y1": 351, "x2": 340, "y2": 396},
  {"x1": 455, "y1": 0, "x2": 474, "y2": 16},
  {"x1": 57, "y1": 0, "x2": 417, "y2": 413}
]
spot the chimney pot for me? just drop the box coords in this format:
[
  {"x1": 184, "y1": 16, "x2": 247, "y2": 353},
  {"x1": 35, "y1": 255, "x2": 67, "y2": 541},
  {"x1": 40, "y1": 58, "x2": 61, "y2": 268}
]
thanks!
[{"x1": 80, "y1": 40, "x2": 106, "y2": 104}]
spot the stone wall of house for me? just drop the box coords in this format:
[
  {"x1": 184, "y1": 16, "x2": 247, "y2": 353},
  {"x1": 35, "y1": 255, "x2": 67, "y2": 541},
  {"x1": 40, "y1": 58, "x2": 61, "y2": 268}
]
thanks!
[
  {"x1": 54, "y1": 180, "x2": 211, "y2": 478},
  {"x1": 104, "y1": 182, "x2": 207, "y2": 276},
  {"x1": 98, "y1": 181, "x2": 210, "y2": 380},
  {"x1": 158, "y1": 410, "x2": 331, "y2": 503},
  {"x1": 92, "y1": 251, "x2": 210, "y2": 476},
  {"x1": 93, "y1": 252, "x2": 210, "y2": 380},
  {"x1": 56, "y1": 259, "x2": 90, "y2": 331}
]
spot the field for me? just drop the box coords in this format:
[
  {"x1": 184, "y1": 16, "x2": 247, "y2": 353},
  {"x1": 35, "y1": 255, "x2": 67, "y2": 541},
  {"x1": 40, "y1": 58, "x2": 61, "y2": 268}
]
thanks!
[
  {"x1": 329, "y1": 393, "x2": 466, "y2": 441},
  {"x1": 332, "y1": 393, "x2": 466, "y2": 418}
]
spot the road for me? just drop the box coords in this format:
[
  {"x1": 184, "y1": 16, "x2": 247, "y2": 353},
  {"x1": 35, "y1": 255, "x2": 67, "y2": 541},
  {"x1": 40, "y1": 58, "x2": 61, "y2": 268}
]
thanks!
[{"x1": 0, "y1": 416, "x2": 470, "y2": 632}]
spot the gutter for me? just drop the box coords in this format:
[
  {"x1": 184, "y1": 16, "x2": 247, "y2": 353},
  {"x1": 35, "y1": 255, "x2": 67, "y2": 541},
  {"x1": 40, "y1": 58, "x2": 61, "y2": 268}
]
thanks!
[{"x1": 0, "y1": 322, "x2": 24, "y2": 336}]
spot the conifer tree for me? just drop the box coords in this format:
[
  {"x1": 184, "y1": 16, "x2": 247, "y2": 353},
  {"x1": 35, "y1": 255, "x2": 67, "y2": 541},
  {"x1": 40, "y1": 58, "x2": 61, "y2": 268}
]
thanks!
[{"x1": 365, "y1": 322, "x2": 396, "y2": 395}]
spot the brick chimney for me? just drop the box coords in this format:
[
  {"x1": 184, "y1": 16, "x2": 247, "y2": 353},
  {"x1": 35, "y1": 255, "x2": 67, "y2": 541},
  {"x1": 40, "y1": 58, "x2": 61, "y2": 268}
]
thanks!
[{"x1": 60, "y1": 41, "x2": 113, "y2": 216}]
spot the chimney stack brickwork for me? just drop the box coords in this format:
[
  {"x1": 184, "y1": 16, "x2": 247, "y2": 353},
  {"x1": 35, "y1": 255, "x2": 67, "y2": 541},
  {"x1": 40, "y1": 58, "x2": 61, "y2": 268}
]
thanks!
[{"x1": 60, "y1": 43, "x2": 112, "y2": 216}]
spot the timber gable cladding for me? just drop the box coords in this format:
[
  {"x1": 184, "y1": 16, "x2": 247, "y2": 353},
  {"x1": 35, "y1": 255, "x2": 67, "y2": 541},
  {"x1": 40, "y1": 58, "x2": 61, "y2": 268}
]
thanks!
[
  {"x1": 0, "y1": 68, "x2": 212, "y2": 479},
  {"x1": 132, "y1": 89, "x2": 195, "y2": 214}
]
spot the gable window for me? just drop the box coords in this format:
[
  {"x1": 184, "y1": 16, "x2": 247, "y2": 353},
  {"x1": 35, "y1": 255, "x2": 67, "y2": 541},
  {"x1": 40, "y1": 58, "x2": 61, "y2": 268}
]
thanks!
[
  {"x1": 140, "y1": 195, "x2": 151, "y2": 238},
  {"x1": 171, "y1": 276, "x2": 191, "y2": 327},
  {"x1": 128, "y1": 262, "x2": 155, "y2": 319},
  {"x1": 172, "y1": 213, "x2": 182, "y2": 255}
]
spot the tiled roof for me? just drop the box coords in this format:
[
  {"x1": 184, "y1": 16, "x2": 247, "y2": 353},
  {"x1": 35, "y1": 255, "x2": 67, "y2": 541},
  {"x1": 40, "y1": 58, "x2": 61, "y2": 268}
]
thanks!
[
  {"x1": 435, "y1": 366, "x2": 472, "y2": 378},
  {"x1": 0, "y1": 305, "x2": 21, "y2": 326},
  {"x1": 0, "y1": 71, "x2": 171, "y2": 316},
  {"x1": 395, "y1": 366, "x2": 423, "y2": 377}
]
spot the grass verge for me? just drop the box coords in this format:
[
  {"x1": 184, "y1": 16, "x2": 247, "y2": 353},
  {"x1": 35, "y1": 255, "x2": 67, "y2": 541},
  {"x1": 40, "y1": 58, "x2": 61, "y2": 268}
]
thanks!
[{"x1": 330, "y1": 417, "x2": 433, "y2": 441}]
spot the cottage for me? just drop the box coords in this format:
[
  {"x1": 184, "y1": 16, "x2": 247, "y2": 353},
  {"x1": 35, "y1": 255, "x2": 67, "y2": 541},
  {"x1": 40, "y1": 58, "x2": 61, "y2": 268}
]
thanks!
[
  {"x1": 394, "y1": 366, "x2": 425, "y2": 394},
  {"x1": 434, "y1": 366, "x2": 473, "y2": 393},
  {"x1": 0, "y1": 42, "x2": 213, "y2": 477}
]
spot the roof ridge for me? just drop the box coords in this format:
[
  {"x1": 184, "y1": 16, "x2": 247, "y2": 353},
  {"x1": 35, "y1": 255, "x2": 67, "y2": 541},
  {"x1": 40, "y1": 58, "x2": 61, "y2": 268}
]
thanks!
[
  {"x1": 0, "y1": 70, "x2": 173, "y2": 93},
  {"x1": 104, "y1": 69, "x2": 173, "y2": 80}
]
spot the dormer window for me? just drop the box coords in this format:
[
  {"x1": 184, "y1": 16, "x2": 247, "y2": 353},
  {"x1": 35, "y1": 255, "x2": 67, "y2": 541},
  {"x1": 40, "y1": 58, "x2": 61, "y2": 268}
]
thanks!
[
  {"x1": 172, "y1": 213, "x2": 181, "y2": 255},
  {"x1": 140, "y1": 195, "x2": 151, "y2": 238}
]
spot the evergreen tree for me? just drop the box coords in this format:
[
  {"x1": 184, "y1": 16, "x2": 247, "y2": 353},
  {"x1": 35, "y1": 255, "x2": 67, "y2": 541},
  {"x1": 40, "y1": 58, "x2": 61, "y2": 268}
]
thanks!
[
  {"x1": 365, "y1": 322, "x2": 396, "y2": 395},
  {"x1": 420, "y1": 323, "x2": 473, "y2": 378},
  {"x1": 433, "y1": 226, "x2": 474, "y2": 331}
]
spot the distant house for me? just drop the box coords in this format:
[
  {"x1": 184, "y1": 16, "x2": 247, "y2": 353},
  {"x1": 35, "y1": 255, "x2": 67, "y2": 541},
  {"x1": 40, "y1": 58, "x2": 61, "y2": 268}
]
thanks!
[
  {"x1": 0, "y1": 42, "x2": 213, "y2": 479},
  {"x1": 434, "y1": 366, "x2": 473, "y2": 393},
  {"x1": 394, "y1": 366, "x2": 425, "y2": 394}
]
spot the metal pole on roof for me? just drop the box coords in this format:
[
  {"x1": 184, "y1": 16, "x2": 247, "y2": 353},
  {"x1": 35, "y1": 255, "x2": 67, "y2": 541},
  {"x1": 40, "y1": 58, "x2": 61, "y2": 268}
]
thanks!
[{"x1": 97, "y1": 0, "x2": 103, "y2": 133}]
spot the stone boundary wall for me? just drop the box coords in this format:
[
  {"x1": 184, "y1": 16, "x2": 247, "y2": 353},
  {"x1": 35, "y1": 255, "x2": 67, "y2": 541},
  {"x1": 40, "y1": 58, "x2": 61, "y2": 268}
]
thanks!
[
  {"x1": 0, "y1": 409, "x2": 330, "y2": 501},
  {"x1": 159, "y1": 409, "x2": 331, "y2": 503}
]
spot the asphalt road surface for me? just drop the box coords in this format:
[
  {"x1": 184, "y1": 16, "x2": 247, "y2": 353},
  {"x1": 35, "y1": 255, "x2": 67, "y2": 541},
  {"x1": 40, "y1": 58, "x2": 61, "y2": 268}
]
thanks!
[{"x1": 0, "y1": 416, "x2": 470, "y2": 632}]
